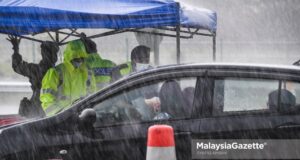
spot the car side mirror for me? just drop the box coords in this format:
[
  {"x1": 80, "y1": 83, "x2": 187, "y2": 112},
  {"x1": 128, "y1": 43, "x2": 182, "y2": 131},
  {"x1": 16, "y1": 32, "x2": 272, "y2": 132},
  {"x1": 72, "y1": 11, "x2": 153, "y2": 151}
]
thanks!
[{"x1": 79, "y1": 108, "x2": 96, "y2": 125}]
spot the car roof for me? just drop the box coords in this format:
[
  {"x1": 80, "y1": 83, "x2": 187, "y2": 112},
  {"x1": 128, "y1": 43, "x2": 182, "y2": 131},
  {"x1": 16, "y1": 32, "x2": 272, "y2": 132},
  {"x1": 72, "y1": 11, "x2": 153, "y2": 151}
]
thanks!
[
  {"x1": 158, "y1": 63, "x2": 300, "y2": 71},
  {"x1": 124, "y1": 63, "x2": 300, "y2": 79}
]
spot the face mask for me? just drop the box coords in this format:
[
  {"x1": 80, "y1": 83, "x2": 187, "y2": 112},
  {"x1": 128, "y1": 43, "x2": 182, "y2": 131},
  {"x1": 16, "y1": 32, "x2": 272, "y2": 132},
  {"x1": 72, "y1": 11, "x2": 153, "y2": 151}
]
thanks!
[
  {"x1": 71, "y1": 58, "x2": 84, "y2": 69},
  {"x1": 136, "y1": 63, "x2": 150, "y2": 71},
  {"x1": 72, "y1": 61, "x2": 83, "y2": 68}
]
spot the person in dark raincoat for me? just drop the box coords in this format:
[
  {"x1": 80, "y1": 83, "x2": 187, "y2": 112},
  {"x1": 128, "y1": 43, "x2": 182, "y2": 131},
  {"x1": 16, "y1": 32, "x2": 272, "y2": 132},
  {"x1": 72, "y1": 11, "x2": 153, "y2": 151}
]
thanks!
[{"x1": 7, "y1": 35, "x2": 59, "y2": 118}]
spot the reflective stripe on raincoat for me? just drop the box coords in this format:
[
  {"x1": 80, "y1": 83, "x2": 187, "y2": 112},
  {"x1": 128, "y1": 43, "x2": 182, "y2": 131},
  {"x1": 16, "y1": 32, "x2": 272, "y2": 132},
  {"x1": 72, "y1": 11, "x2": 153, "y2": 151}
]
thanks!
[{"x1": 86, "y1": 53, "x2": 116, "y2": 90}]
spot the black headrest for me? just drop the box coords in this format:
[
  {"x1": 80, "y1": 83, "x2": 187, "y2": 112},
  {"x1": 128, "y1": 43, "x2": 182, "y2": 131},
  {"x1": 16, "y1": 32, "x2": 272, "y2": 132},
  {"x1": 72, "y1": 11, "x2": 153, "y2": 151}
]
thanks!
[{"x1": 268, "y1": 89, "x2": 296, "y2": 109}]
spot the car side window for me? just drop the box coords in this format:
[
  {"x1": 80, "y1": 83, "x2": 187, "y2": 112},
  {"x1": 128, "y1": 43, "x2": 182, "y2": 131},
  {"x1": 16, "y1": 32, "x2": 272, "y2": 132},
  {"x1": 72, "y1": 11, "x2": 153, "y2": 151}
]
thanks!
[
  {"x1": 92, "y1": 78, "x2": 196, "y2": 127},
  {"x1": 213, "y1": 78, "x2": 279, "y2": 115}
]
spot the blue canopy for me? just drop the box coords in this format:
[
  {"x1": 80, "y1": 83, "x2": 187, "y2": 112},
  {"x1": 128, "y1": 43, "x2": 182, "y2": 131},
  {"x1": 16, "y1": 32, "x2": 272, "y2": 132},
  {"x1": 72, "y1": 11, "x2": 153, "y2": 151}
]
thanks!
[{"x1": 0, "y1": 0, "x2": 217, "y2": 36}]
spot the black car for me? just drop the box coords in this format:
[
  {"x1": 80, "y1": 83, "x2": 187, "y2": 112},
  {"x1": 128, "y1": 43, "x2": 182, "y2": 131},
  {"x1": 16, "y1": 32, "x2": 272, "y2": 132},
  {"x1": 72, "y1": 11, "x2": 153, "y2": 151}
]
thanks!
[{"x1": 1, "y1": 63, "x2": 300, "y2": 160}]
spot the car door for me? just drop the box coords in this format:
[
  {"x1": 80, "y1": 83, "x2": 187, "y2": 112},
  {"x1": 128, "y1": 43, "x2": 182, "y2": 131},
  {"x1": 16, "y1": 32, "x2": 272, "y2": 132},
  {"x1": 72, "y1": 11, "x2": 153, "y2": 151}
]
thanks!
[{"x1": 81, "y1": 76, "x2": 200, "y2": 160}]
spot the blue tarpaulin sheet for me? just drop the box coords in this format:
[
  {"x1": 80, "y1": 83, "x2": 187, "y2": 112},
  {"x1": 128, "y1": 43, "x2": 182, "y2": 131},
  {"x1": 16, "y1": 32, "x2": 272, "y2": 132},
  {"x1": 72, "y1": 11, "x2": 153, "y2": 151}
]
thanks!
[{"x1": 0, "y1": 0, "x2": 217, "y2": 36}]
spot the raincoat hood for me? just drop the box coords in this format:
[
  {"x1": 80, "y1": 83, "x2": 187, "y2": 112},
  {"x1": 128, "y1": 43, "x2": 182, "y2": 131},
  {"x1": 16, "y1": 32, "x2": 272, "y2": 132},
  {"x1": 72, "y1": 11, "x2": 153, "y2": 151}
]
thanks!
[{"x1": 63, "y1": 40, "x2": 88, "y2": 66}]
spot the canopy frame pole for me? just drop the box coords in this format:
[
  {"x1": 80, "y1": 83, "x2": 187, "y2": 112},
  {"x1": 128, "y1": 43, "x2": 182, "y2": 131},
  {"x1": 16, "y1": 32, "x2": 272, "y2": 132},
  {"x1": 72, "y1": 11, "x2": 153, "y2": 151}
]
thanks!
[
  {"x1": 59, "y1": 29, "x2": 129, "y2": 45},
  {"x1": 175, "y1": 2, "x2": 181, "y2": 64},
  {"x1": 152, "y1": 27, "x2": 201, "y2": 38},
  {"x1": 57, "y1": 29, "x2": 126, "y2": 38},
  {"x1": 55, "y1": 31, "x2": 63, "y2": 62},
  {"x1": 70, "y1": 29, "x2": 81, "y2": 35},
  {"x1": 129, "y1": 29, "x2": 191, "y2": 39},
  {"x1": 176, "y1": 2, "x2": 181, "y2": 64},
  {"x1": 189, "y1": 28, "x2": 200, "y2": 38},
  {"x1": 56, "y1": 30, "x2": 81, "y2": 38},
  {"x1": 59, "y1": 29, "x2": 78, "y2": 43},
  {"x1": 176, "y1": 25, "x2": 181, "y2": 64},
  {"x1": 88, "y1": 29, "x2": 127, "y2": 39},
  {"x1": 157, "y1": 27, "x2": 214, "y2": 37},
  {"x1": 5, "y1": 27, "x2": 216, "y2": 47},
  {"x1": 59, "y1": 28, "x2": 194, "y2": 45},
  {"x1": 47, "y1": 32, "x2": 56, "y2": 42},
  {"x1": 212, "y1": 32, "x2": 216, "y2": 62},
  {"x1": 14, "y1": 35, "x2": 44, "y2": 43},
  {"x1": 55, "y1": 31, "x2": 59, "y2": 43}
]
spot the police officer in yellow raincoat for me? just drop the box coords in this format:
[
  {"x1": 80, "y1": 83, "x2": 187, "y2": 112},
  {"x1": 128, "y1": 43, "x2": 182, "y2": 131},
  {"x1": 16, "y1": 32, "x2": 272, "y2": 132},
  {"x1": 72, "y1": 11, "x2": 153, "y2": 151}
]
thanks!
[
  {"x1": 40, "y1": 40, "x2": 96, "y2": 116},
  {"x1": 80, "y1": 36, "x2": 116, "y2": 90}
]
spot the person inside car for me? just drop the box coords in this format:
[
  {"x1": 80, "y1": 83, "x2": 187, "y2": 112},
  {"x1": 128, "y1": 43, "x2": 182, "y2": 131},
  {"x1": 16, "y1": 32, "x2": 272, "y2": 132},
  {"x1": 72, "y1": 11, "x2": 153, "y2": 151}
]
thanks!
[
  {"x1": 8, "y1": 35, "x2": 59, "y2": 118},
  {"x1": 268, "y1": 89, "x2": 296, "y2": 111},
  {"x1": 117, "y1": 45, "x2": 160, "y2": 118},
  {"x1": 154, "y1": 80, "x2": 187, "y2": 120},
  {"x1": 40, "y1": 40, "x2": 96, "y2": 116}
]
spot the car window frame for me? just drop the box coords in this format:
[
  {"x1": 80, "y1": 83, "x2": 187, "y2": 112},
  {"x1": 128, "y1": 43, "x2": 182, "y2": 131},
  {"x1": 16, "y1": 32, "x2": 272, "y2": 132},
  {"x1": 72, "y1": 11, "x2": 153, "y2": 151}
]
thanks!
[
  {"x1": 208, "y1": 76, "x2": 300, "y2": 118},
  {"x1": 71, "y1": 67, "x2": 300, "y2": 125},
  {"x1": 212, "y1": 77, "x2": 280, "y2": 115},
  {"x1": 184, "y1": 68, "x2": 300, "y2": 119}
]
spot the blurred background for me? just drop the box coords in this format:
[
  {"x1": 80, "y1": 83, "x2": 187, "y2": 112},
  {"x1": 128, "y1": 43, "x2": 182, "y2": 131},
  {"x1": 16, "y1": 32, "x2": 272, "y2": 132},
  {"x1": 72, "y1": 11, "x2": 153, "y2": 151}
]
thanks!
[{"x1": 0, "y1": 0, "x2": 299, "y2": 114}]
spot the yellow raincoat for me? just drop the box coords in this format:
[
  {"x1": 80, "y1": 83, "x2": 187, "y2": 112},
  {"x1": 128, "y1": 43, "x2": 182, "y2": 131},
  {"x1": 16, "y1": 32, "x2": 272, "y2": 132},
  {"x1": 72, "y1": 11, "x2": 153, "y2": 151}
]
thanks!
[
  {"x1": 40, "y1": 40, "x2": 96, "y2": 116},
  {"x1": 85, "y1": 53, "x2": 116, "y2": 90}
]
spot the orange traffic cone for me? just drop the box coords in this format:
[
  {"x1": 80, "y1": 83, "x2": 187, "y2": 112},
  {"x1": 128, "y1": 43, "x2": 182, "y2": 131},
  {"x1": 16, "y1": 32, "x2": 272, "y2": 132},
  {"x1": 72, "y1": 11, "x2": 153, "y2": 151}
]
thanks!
[{"x1": 146, "y1": 125, "x2": 176, "y2": 160}]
